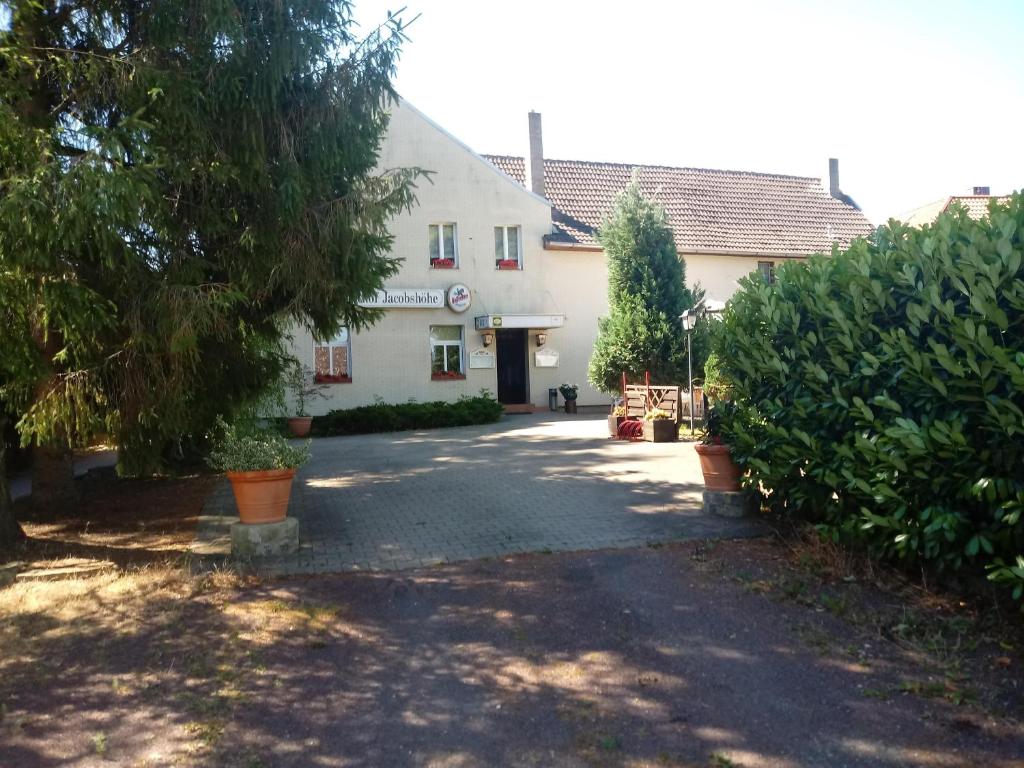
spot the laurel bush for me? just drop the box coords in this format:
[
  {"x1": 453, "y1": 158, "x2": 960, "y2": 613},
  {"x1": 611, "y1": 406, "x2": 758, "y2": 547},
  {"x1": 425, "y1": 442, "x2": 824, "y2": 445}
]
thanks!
[{"x1": 715, "y1": 195, "x2": 1024, "y2": 597}]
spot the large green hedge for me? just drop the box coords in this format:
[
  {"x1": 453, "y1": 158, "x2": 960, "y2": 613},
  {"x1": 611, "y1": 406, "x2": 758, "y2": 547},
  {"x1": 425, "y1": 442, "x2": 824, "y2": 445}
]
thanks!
[
  {"x1": 715, "y1": 195, "x2": 1024, "y2": 596},
  {"x1": 311, "y1": 394, "x2": 503, "y2": 437}
]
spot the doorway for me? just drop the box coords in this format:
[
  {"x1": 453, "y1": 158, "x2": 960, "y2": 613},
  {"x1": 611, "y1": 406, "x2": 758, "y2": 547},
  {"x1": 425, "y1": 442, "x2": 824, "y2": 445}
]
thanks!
[{"x1": 496, "y1": 329, "x2": 529, "y2": 404}]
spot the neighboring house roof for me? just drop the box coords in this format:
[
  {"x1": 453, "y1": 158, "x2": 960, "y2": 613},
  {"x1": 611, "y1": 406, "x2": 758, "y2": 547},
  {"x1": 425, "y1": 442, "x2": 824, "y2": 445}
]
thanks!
[
  {"x1": 901, "y1": 195, "x2": 1012, "y2": 227},
  {"x1": 483, "y1": 155, "x2": 874, "y2": 256}
]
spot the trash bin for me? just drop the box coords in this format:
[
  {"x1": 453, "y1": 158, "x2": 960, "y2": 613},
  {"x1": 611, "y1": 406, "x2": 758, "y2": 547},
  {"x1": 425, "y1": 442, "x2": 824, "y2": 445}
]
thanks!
[{"x1": 548, "y1": 387, "x2": 558, "y2": 412}]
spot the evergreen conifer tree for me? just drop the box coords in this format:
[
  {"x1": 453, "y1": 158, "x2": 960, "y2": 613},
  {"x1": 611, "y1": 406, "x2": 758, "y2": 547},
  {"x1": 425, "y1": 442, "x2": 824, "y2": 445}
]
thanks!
[
  {"x1": 0, "y1": 2, "x2": 420, "y2": 547},
  {"x1": 588, "y1": 182, "x2": 701, "y2": 394}
]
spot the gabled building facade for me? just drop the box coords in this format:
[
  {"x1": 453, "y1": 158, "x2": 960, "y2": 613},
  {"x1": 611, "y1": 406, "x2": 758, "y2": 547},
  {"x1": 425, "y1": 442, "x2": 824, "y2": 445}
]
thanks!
[
  {"x1": 287, "y1": 100, "x2": 612, "y2": 414},
  {"x1": 287, "y1": 104, "x2": 876, "y2": 415}
]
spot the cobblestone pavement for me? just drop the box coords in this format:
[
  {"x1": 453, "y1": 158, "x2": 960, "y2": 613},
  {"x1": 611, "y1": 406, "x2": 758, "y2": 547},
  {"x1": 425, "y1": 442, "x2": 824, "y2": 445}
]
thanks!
[{"x1": 197, "y1": 413, "x2": 767, "y2": 575}]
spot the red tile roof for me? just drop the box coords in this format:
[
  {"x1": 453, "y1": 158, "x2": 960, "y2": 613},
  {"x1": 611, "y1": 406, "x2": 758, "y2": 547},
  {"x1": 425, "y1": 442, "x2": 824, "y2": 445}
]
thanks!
[
  {"x1": 902, "y1": 195, "x2": 1012, "y2": 227},
  {"x1": 484, "y1": 155, "x2": 873, "y2": 255}
]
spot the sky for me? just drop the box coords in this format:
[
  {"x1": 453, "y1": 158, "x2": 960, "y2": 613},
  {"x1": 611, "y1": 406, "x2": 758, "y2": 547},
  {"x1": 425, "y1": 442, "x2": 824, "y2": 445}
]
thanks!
[{"x1": 354, "y1": 0, "x2": 1024, "y2": 226}]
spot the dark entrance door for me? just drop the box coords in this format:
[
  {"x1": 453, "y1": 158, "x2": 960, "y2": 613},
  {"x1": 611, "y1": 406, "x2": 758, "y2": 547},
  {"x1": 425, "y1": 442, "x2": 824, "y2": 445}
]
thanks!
[{"x1": 496, "y1": 329, "x2": 528, "y2": 404}]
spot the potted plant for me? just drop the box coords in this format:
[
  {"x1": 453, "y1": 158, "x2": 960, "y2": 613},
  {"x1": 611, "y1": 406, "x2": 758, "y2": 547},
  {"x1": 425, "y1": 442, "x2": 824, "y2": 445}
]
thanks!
[
  {"x1": 559, "y1": 383, "x2": 579, "y2": 414},
  {"x1": 496, "y1": 259, "x2": 519, "y2": 270},
  {"x1": 694, "y1": 402, "x2": 741, "y2": 491},
  {"x1": 643, "y1": 408, "x2": 677, "y2": 443},
  {"x1": 608, "y1": 403, "x2": 627, "y2": 437},
  {"x1": 431, "y1": 257, "x2": 455, "y2": 269},
  {"x1": 208, "y1": 418, "x2": 311, "y2": 525},
  {"x1": 285, "y1": 362, "x2": 327, "y2": 437}
]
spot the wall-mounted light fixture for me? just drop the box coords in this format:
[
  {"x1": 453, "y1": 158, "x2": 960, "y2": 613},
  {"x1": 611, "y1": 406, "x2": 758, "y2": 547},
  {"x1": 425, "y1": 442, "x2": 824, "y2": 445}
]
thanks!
[
  {"x1": 536, "y1": 332, "x2": 547, "y2": 347},
  {"x1": 481, "y1": 332, "x2": 494, "y2": 347}
]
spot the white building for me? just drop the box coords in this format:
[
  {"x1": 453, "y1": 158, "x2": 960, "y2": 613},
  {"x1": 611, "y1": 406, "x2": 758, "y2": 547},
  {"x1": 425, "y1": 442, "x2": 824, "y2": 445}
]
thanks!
[
  {"x1": 486, "y1": 116, "x2": 873, "y2": 307},
  {"x1": 288, "y1": 100, "x2": 611, "y2": 414},
  {"x1": 288, "y1": 102, "x2": 873, "y2": 416}
]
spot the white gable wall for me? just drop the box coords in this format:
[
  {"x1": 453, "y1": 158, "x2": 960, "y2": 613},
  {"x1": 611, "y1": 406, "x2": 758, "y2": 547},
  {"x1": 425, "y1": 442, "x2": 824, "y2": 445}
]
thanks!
[{"x1": 287, "y1": 100, "x2": 610, "y2": 414}]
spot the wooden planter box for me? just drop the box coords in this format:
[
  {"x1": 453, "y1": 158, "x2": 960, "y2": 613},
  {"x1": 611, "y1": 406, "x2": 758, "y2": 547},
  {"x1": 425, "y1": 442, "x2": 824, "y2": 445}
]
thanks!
[{"x1": 643, "y1": 419, "x2": 677, "y2": 443}]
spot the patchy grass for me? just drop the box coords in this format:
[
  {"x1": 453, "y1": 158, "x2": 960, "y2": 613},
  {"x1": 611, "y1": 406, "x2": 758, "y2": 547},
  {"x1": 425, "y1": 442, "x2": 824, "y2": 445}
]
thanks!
[
  {"x1": 0, "y1": 558, "x2": 357, "y2": 764},
  {"x1": 701, "y1": 532, "x2": 1024, "y2": 719}
]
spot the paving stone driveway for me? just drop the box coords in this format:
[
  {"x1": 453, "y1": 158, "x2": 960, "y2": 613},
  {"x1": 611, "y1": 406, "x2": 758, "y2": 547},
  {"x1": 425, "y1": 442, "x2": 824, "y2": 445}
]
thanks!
[{"x1": 198, "y1": 413, "x2": 766, "y2": 574}]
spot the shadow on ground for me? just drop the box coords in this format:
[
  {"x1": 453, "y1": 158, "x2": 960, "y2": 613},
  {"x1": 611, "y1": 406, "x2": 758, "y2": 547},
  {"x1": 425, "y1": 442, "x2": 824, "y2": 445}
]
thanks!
[
  {"x1": 200, "y1": 415, "x2": 766, "y2": 574},
  {"x1": 2, "y1": 545, "x2": 1020, "y2": 768}
]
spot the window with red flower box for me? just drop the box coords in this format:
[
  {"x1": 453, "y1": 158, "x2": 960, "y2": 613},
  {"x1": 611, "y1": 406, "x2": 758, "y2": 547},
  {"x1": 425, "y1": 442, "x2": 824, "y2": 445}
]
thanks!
[
  {"x1": 429, "y1": 223, "x2": 458, "y2": 269},
  {"x1": 313, "y1": 329, "x2": 352, "y2": 383},
  {"x1": 430, "y1": 325, "x2": 464, "y2": 379},
  {"x1": 494, "y1": 225, "x2": 521, "y2": 269}
]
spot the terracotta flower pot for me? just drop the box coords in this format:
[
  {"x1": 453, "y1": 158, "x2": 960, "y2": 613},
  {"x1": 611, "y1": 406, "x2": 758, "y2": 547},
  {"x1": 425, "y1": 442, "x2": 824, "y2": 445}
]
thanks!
[
  {"x1": 694, "y1": 443, "x2": 741, "y2": 491},
  {"x1": 287, "y1": 416, "x2": 312, "y2": 437},
  {"x1": 227, "y1": 468, "x2": 297, "y2": 524}
]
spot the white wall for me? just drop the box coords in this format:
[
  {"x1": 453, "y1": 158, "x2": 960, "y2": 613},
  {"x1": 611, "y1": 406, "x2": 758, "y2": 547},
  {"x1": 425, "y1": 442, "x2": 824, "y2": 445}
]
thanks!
[
  {"x1": 287, "y1": 100, "x2": 610, "y2": 414},
  {"x1": 685, "y1": 252, "x2": 806, "y2": 305}
]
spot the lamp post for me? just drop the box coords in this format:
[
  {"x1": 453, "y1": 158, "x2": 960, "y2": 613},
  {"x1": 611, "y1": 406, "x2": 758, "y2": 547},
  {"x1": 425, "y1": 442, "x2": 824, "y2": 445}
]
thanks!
[{"x1": 680, "y1": 309, "x2": 697, "y2": 434}]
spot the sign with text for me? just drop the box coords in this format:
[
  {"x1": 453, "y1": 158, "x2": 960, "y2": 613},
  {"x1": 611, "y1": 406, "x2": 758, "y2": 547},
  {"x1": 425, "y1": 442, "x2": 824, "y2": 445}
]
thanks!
[
  {"x1": 535, "y1": 349, "x2": 560, "y2": 368},
  {"x1": 469, "y1": 348, "x2": 496, "y2": 369},
  {"x1": 359, "y1": 288, "x2": 444, "y2": 309}
]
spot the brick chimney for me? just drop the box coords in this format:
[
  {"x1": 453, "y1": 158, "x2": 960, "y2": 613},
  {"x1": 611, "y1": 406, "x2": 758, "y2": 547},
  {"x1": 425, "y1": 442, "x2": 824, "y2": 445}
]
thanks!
[
  {"x1": 973, "y1": 186, "x2": 990, "y2": 195},
  {"x1": 526, "y1": 111, "x2": 545, "y2": 197},
  {"x1": 828, "y1": 158, "x2": 841, "y2": 199}
]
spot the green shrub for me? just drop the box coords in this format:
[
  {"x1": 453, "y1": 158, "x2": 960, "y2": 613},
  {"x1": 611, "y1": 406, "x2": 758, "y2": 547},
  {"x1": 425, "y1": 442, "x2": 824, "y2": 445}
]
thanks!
[
  {"x1": 714, "y1": 195, "x2": 1024, "y2": 597},
  {"x1": 207, "y1": 417, "x2": 310, "y2": 473},
  {"x1": 311, "y1": 393, "x2": 503, "y2": 437}
]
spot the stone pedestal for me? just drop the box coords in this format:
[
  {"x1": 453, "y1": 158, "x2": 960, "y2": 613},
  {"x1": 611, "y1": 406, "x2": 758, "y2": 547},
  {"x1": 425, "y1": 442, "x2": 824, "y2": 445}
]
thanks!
[
  {"x1": 231, "y1": 517, "x2": 299, "y2": 558},
  {"x1": 703, "y1": 490, "x2": 754, "y2": 518}
]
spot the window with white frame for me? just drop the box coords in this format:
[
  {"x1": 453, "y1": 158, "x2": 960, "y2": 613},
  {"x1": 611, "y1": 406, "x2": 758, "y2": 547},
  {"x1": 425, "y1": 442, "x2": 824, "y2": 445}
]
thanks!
[
  {"x1": 494, "y1": 225, "x2": 521, "y2": 269},
  {"x1": 313, "y1": 328, "x2": 351, "y2": 382},
  {"x1": 429, "y1": 325, "x2": 464, "y2": 378},
  {"x1": 757, "y1": 261, "x2": 776, "y2": 284},
  {"x1": 429, "y1": 223, "x2": 458, "y2": 268}
]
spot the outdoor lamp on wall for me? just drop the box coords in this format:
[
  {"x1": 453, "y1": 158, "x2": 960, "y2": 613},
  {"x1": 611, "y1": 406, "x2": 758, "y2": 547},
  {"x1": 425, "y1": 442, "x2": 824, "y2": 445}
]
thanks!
[
  {"x1": 482, "y1": 332, "x2": 494, "y2": 347},
  {"x1": 536, "y1": 332, "x2": 547, "y2": 347}
]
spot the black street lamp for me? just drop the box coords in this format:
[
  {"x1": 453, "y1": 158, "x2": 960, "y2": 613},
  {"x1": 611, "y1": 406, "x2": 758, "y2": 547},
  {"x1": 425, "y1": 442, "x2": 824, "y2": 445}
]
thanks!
[{"x1": 680, "y1": 309, "x2": 698, "y2": 434}]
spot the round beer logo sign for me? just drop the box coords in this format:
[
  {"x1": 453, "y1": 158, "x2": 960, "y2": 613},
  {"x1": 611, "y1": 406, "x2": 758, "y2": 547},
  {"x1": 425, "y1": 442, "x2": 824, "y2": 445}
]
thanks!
[{"x1": 447, "y1": 283, "x2": 471, "y2": 313}]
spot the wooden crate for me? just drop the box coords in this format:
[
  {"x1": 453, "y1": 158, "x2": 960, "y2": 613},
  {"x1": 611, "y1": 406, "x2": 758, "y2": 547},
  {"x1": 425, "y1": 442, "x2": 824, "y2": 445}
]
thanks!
[{"x1": 643, "y1": 419, "x2": 677, "y2": 443}]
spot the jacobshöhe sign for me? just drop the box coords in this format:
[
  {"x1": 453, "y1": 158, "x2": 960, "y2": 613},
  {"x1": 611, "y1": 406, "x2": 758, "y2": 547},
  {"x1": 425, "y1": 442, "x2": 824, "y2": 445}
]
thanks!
[{"x1": 358, "y1": 288, "x2": 445, "y2": 309}]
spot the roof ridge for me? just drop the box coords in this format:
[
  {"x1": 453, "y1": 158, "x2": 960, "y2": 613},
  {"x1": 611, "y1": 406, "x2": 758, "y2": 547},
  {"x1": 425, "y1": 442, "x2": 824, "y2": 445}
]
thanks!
[{"x1": 482, "y1": 153, "x2": 822, "y2": 183}]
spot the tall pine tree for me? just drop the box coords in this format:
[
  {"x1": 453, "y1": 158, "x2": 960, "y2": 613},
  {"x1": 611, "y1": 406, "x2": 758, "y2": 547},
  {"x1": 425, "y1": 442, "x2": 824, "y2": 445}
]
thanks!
[
  {"x1": 588, "y1": 182, "x2": 699, "y2": 394},
  {"x1": 0, "y1": 1, "x2": 421, "y2": 548}
]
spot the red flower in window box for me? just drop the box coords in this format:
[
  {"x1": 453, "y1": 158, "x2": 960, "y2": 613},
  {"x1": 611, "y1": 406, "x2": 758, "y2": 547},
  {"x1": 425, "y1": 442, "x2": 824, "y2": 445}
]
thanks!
[
  {"x1": 431, "y1": 258, "x2": 455, "y2": 269},
  {"x1": 313, "y1": 373, "x2": 351, "y2": 384},
  {"x1": 431, "y1": 370, "x2": 465, "y2": 381},
  {"x1": 496, "y1": 259, "x2": 519, "y2": 270}
]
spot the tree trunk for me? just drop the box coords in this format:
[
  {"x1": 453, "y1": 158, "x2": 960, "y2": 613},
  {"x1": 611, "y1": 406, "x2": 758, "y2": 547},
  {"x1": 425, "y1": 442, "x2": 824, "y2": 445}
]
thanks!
[
  {"x1": 31, "y1": 443, "x2": 77, "y2": 517},
  {"x1": 0, "y1": 415, "x2": 26, "y2": 552},
  {"x1": 29, "y1": 326, "x2": 79, "y2": 517}
]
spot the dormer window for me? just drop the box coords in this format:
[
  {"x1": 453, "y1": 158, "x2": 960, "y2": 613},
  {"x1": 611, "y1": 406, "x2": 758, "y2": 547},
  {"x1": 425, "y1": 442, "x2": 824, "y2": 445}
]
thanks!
[{"x1": 429, "y1": 223, "x2": 458, "y2": 269}]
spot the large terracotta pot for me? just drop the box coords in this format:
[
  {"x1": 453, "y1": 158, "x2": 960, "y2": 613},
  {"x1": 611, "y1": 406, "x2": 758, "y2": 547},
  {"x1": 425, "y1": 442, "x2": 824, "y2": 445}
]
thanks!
[
  {"x1": 564, "y1": 400, "x2": 578, "y2": 414},
  {"x1": 287, "y1": 416, "x2": 312, "y2": 438},
  {"x1": 227, "y1": 468, "x2": 297, "y2": 524},
  {"x1": 694, "y1": 443, "x2": 741, "y2": 491}
]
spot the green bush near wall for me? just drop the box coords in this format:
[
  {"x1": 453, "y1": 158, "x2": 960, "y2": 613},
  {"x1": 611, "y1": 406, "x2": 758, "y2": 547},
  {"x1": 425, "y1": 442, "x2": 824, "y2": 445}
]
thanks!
[
  {"x1": 311, "y1": 394, "x2": 504, "y2": 437},
  {"x1": 715, "y1": 195, "x2": 1024, "y2": 597}
]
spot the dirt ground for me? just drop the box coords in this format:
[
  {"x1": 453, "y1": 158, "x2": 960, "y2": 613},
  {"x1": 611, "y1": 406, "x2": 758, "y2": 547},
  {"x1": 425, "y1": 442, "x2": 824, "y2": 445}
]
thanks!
[{"x1": 1, "y1": 475, "x2": 1022, "y2": 768}]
